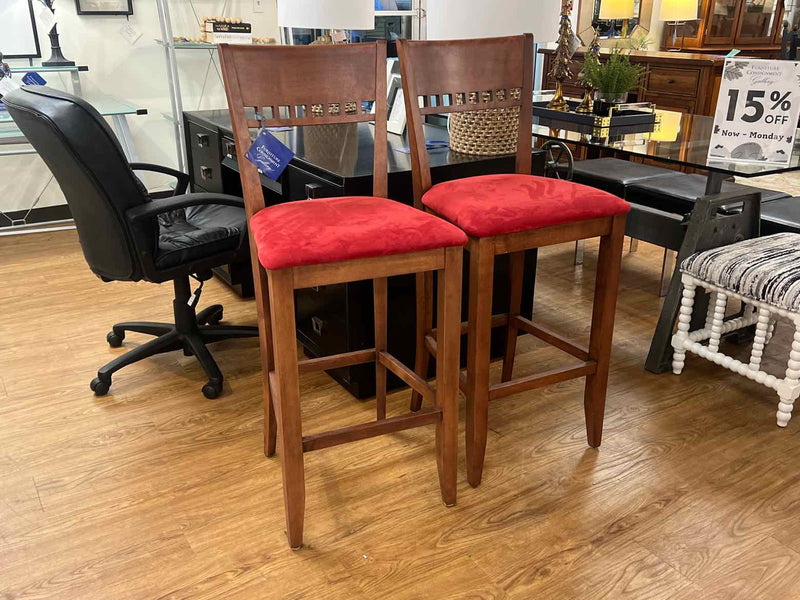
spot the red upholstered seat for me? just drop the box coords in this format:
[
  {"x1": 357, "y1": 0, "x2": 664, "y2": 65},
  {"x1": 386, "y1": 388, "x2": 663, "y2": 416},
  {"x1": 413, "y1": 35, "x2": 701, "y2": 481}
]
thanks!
[
  {"x1": 250, "y1": 196, "x2": 468, "y2": 270},
  {"x1": 422, "y1": 174, "x2": 631, "y2": 238}
]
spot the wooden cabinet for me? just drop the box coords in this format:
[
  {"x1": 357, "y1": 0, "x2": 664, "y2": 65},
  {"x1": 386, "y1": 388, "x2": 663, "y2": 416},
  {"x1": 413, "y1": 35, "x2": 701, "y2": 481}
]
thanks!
[
  {"x1": 539, "y1": 47, "x2": 725, "y2": 116},
  {"x1": 662, "y1": 0, "x2": 785, "y2": 56}
]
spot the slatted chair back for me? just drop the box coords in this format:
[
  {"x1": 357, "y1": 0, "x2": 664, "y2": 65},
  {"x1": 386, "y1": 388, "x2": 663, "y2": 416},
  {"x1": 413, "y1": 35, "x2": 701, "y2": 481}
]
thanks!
[
  {"x1": 219, "y1": 42, "x2": 388, "y2": 220},
  {"x1": 397, "y1": 35, "x2": 534, "y2": 207}
]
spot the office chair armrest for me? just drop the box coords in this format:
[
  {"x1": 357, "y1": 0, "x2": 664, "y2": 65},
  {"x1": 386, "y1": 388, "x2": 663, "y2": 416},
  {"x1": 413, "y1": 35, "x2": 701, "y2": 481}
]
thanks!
[
  {"x1": 126, "y1": 193, "x2": 245, "y2": 223},
  {"x1": 130, "y1": 163, "x2": 191, "y2": 195}
]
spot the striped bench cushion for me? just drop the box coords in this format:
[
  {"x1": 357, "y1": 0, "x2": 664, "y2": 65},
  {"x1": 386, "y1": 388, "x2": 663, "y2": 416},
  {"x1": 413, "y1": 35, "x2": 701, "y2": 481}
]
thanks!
[{"x1": 681, "y1": 233, "x2": 800, "y2": 312}]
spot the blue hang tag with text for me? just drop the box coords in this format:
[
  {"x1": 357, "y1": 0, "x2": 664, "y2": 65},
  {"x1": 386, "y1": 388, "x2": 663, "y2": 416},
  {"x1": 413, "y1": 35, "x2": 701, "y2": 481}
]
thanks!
[
  {"x1": 246, "y1": 129, "x2": 294, "y2": 181},
  {"x1": 22, "y1": 72, "x2": 47, "y2": 86}
]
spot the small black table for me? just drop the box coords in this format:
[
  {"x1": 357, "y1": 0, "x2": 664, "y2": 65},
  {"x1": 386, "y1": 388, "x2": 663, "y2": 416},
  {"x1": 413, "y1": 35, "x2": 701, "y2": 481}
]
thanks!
[
  {"x1": 531, "y1": 108, "x2": 800, "y2": 373},
  {"x1": 184, "y1": 110, "x2": 546, "y2": 397}
]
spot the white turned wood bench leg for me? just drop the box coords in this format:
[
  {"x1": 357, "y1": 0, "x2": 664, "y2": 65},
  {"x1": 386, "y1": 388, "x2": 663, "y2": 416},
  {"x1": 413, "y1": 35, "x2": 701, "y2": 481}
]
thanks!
[
  {"x1": 765, "y1": 319, "x2": 777, "y2": 345},
  {"x1": 707, "y1": 292, "x2": 728, "y2": 354},
  {"x1": 672, "y1": 275, "x2": 696, "y2": 375},
  {"x1": 776, "y1": 322, "x2": 800, "y2": 427},
  {"x1": 748, "y1": 307, "x2": 771, "y2": 371}
]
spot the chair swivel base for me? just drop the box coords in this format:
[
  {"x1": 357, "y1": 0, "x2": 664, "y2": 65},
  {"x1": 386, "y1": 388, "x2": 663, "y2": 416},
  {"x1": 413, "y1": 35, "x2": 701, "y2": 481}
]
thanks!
[{"x1": 90, "y1": 278, "x2": 259, "y2": 399}]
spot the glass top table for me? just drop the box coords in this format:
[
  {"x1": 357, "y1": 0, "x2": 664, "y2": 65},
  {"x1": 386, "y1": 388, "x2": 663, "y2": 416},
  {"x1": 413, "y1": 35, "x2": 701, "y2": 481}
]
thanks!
[
  {"x1": 534, "y1": 101, "x2": 800, "y2": 376},
  {"x1": 531, "y1": 104, "x2": 800, "y2": 192},
  {"x1": 0, "y1": 94, "x2": 147, "y2": 143}
]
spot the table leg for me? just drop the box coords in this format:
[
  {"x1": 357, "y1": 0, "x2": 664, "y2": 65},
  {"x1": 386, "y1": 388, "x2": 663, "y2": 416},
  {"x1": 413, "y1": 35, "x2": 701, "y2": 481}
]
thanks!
[
  {"x1": 645, "y1": 182, "x2": 761, "y2": 374},
  {"x1": 111, "y1": 114, "x2": 139, "y2": 162}
]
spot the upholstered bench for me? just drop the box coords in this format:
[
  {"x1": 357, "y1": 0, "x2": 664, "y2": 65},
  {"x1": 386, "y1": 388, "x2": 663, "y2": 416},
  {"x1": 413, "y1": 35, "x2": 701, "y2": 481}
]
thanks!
[
  {"x1": 571, "y1": 157, "x2": 684, "y2": 197},
  {"x1": 761, "y1": 197, "x2": 800, "y2": 236},
  {"x1": 672, "y1": 233, "x2": 800, "y2": 427},
  {"x1": 626, "y1": 173, "x2": 790, "y2": 215}
]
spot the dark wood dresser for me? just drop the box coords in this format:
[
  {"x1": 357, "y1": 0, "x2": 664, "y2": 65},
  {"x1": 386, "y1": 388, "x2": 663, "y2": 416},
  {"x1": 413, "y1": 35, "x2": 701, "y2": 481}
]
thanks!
[
  {"x1": 539, "y1": 46, "x2": 726, "y2": 116},
  {"x1": 184, "y1": 110, "x2": 546, "y2": 398}
]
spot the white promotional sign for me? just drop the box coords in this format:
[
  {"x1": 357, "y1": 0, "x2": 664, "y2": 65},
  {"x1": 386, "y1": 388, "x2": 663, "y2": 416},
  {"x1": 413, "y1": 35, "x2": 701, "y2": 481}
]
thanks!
[{"x1": 708, "y1": 58, "x2": 800, "y2": 166}]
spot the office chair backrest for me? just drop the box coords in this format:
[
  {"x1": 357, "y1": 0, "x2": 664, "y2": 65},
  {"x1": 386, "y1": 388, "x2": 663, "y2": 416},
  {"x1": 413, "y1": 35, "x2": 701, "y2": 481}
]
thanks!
[
  {"x1": 397, "y1": 35, "x2": 534, "y2": 206},
  {"x1": 219, "y1": 41, "x2": 388, "y2": 221},
  {"x1": 4, "y1": 86, "x2": 151, "y2": 282}
]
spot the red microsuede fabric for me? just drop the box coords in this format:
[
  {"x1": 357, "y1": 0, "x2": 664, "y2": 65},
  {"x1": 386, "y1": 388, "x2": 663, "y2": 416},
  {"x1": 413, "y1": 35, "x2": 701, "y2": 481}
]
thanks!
[
  {"x1": 251, "y1": 196, "x2": 468, "y2": 270},
  {"x1": 422, "y1": 174, "x2": 631, "y2": 238}
]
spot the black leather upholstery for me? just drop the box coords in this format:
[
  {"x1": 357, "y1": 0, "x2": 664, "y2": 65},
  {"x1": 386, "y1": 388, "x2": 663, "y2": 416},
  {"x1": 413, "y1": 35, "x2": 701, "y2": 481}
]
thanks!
[
  {"x1": 3, "y1": 86, "x2": 258, "y2": 399},
  {"x1": 626, "y1": 173, "x2": 790, "y2": 216},
  {"x1": 572, "y1": 157, "x2": 684, "y2": 197},
  {"x1": 2, "y1": 86, "x2": 249, "y2": 284},
  {"x1": 761, "y1": 197, "x2": 800, "y2": 235},
  {"x1": 157, "y1": 204, "x2": 247, "y2": 269}
]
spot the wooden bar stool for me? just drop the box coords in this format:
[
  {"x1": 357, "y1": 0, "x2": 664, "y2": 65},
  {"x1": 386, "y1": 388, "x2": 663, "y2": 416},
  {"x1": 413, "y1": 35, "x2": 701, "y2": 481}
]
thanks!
[
  {"x1": 397, "y1": 35, "x2": 630, "y2": 487},
  {"x1": 219, "y1": 42, "x2": 467, "y2": 548}
]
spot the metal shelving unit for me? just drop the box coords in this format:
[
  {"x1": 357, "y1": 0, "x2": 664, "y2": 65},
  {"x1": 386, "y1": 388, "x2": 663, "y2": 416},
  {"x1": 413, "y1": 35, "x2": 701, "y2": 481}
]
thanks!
[
  {"x1": 0, "y1": 64, "x2": 148, "y2": 235},
  {"x1": 156, "y1": 0, "x2": 230, "y2": 173}
]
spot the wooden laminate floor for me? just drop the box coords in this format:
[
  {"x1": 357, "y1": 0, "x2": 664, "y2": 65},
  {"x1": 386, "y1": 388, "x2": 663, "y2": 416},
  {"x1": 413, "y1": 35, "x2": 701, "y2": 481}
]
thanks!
[{"x1": 2, "y1": 229, "x2": 800, "y2": 599}]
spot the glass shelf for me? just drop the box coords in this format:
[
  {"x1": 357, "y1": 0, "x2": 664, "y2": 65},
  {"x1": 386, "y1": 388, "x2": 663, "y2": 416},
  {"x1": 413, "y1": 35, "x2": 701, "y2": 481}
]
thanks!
[
  {"x1": 155, "y1": 39, "x2": 217, "y2": 49},
  {"x1": 9, "y1": 65, "x2": 88, "y2": 73},
  {"x1": 0, "y1": 95, "x2": 146, "y2": 140}
]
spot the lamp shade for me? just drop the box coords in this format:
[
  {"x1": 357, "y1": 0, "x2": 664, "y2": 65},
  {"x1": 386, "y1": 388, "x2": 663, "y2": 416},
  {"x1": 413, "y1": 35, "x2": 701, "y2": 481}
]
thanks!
[
  {"x1": 427, "y1": 0, "x2": 561, "y2": 43},
  {"x1": 650, "y1": 110, "x2": 682, "y2": 142},
  {"x1": 598, "y1": 0, "x2": 635, "y2": 19},
  {"x1": 658, "y1": 0, "x2": 698, "y2": 22},
  {"x1": 277, "y1": 0, "x2": 375, "y2": 30}
]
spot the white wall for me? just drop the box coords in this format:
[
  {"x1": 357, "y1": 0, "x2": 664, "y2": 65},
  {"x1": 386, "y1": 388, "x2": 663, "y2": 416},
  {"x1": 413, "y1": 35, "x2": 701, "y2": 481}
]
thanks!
[{"x1": 1, "y1": 0, "x2": 278, "y2": 216}]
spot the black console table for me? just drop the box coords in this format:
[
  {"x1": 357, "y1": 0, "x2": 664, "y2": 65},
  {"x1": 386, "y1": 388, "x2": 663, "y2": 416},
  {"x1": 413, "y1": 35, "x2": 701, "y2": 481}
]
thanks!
[{"x1": 184, "y1": 110, "x2": 546, "y2": 398}]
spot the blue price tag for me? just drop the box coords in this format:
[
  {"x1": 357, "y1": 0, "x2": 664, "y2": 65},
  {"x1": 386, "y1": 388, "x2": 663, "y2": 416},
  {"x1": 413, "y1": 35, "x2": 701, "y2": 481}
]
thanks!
[
  {"x1": 245, "y1": 129, "x2": 294, "y2": 181},
  {"x1": 22, "y1": 72, "x2": 47, "y2": 86}
]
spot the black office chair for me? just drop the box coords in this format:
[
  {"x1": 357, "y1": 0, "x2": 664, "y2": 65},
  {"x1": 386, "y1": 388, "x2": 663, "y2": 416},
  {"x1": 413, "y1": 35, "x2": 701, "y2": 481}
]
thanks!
[{"x1": 4, "y1": 86, "x2": 258, "y2": 399}]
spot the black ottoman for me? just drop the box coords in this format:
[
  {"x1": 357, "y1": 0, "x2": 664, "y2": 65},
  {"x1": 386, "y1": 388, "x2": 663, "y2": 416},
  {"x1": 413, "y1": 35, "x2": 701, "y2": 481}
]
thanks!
[
  {"x1": 572, "y1": 157, "x2": 684, "y2": 197},
  {"x1": 626, "y1": 173, "x2": 790, "y2": 215},
  {"x1": 761, "y1": 197, "x2": 800, "y2": 235}
]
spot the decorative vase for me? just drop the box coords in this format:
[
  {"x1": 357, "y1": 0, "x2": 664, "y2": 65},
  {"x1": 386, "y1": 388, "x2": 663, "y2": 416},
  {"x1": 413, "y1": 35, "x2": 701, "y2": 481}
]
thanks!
[{"x1": 593, "y1": 91, "x2": 628, "y2": 117}]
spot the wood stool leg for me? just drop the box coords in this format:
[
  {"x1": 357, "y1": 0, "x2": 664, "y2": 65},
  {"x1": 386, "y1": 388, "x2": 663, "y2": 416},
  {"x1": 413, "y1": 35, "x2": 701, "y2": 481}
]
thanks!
[
  {"x1": 436, "y1": 247, "x2": 462, "y2": 506},
  {"x1": 267, "y1": 268, "x2": 306, "y2": 550},
  {"x1": 255, "y1": 263, "x2": 277, "y2": 457},
  {"x1": 584, "y1": 215, "x2": 625, "y2": 448},
  {"x1": 374, "y1": 277, "x2": 388, "y2": 420},
  {"x1": 777, "y1": 322, "x2": 800, "y2": 427},
  {"x1": 411, "y1": 271, "x2": 434, "y2": 412},
  {"x1": 501, "y1": 251, "x2": 525, "y2": 383},
  {"x1": 466, "y1": 238, "x2": 495, "y2": 487},
  {"x1": 671, "y1": 278, "x2": 697, "y2": 375}
]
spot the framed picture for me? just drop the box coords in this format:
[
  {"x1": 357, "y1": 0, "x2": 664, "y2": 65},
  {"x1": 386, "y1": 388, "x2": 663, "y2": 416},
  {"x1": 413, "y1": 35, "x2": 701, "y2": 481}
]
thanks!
[
  {"x1": 0, "y1": 0, "x2": 41, "y2": 59},
  {"x1": 75, "y1": 0, "x2": 133, "y2": 15},
  {"x1": 387, "y1": 74, "x2": 403, "y2": 116},
  {"x1": 387, "y1": 76, "x2": 406, "y2": 135}
]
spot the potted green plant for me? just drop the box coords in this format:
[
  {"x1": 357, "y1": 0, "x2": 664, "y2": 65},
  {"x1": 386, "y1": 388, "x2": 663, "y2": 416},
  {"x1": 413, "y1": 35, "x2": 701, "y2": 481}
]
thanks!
[{"x1": 580, "y1": 45, "x2": 646, "y2": 116}]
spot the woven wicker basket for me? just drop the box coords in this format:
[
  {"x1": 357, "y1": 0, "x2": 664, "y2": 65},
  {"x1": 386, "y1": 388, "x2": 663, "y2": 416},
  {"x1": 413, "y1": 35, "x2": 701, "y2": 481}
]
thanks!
[{"x1": 447, "y1": 106, "x2": 520, "y2": 156}]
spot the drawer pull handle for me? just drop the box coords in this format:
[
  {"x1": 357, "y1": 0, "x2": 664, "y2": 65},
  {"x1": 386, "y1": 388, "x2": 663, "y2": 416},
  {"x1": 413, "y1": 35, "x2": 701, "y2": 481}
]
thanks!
[
  {"x1": 667, "y1": 79, "x2": 676, "y2": 84},
  {"x1": 224, "y1": 141, "x2": 236, "y2": 158},
  {"x1": 200, "y1": 166, "x2": 213, "y2": 180},
  {"x1": 311, "y1": 316, "x2": 325, "y2": 336},
  {"x1": 196, "y1": 133, "x2": 210, "y2": 148},
  {"x1": 305, "y1": 182, "x2": 324, "y2": 199}
]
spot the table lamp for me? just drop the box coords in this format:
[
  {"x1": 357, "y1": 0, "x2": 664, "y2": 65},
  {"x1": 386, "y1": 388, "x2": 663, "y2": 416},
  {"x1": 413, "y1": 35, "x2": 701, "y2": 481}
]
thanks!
[
  {"x1": 659, "y1": 0, "x2": 699, "y2": 50},
  {"x1": 598, "y1": 0, "x2": 636, "y2": 38},
  {"x1": 277, "y1": 0, "x2": 374, "y2": 44},
  {"x1": 649, "y1": 109, "x2": 682, "y2": 142}
]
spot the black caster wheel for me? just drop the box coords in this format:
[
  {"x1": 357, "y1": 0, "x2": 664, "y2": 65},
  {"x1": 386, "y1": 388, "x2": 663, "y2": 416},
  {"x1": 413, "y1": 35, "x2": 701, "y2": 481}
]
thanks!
[
  {"x1": 107, "y1": 331, "x2": 124, "y2": 347},
  {"x1": 183, "y1": 347, "x2": 194, "y2": 357},
  {"x1": 207, "y1": 309, "x2": 223, "y2": 326},
  {"x1": 202, "y1": 380, "x2": 222, "y2": 399},
  {"x1": 90, "y1": 376, "x2": 110, "y2": 396}
]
